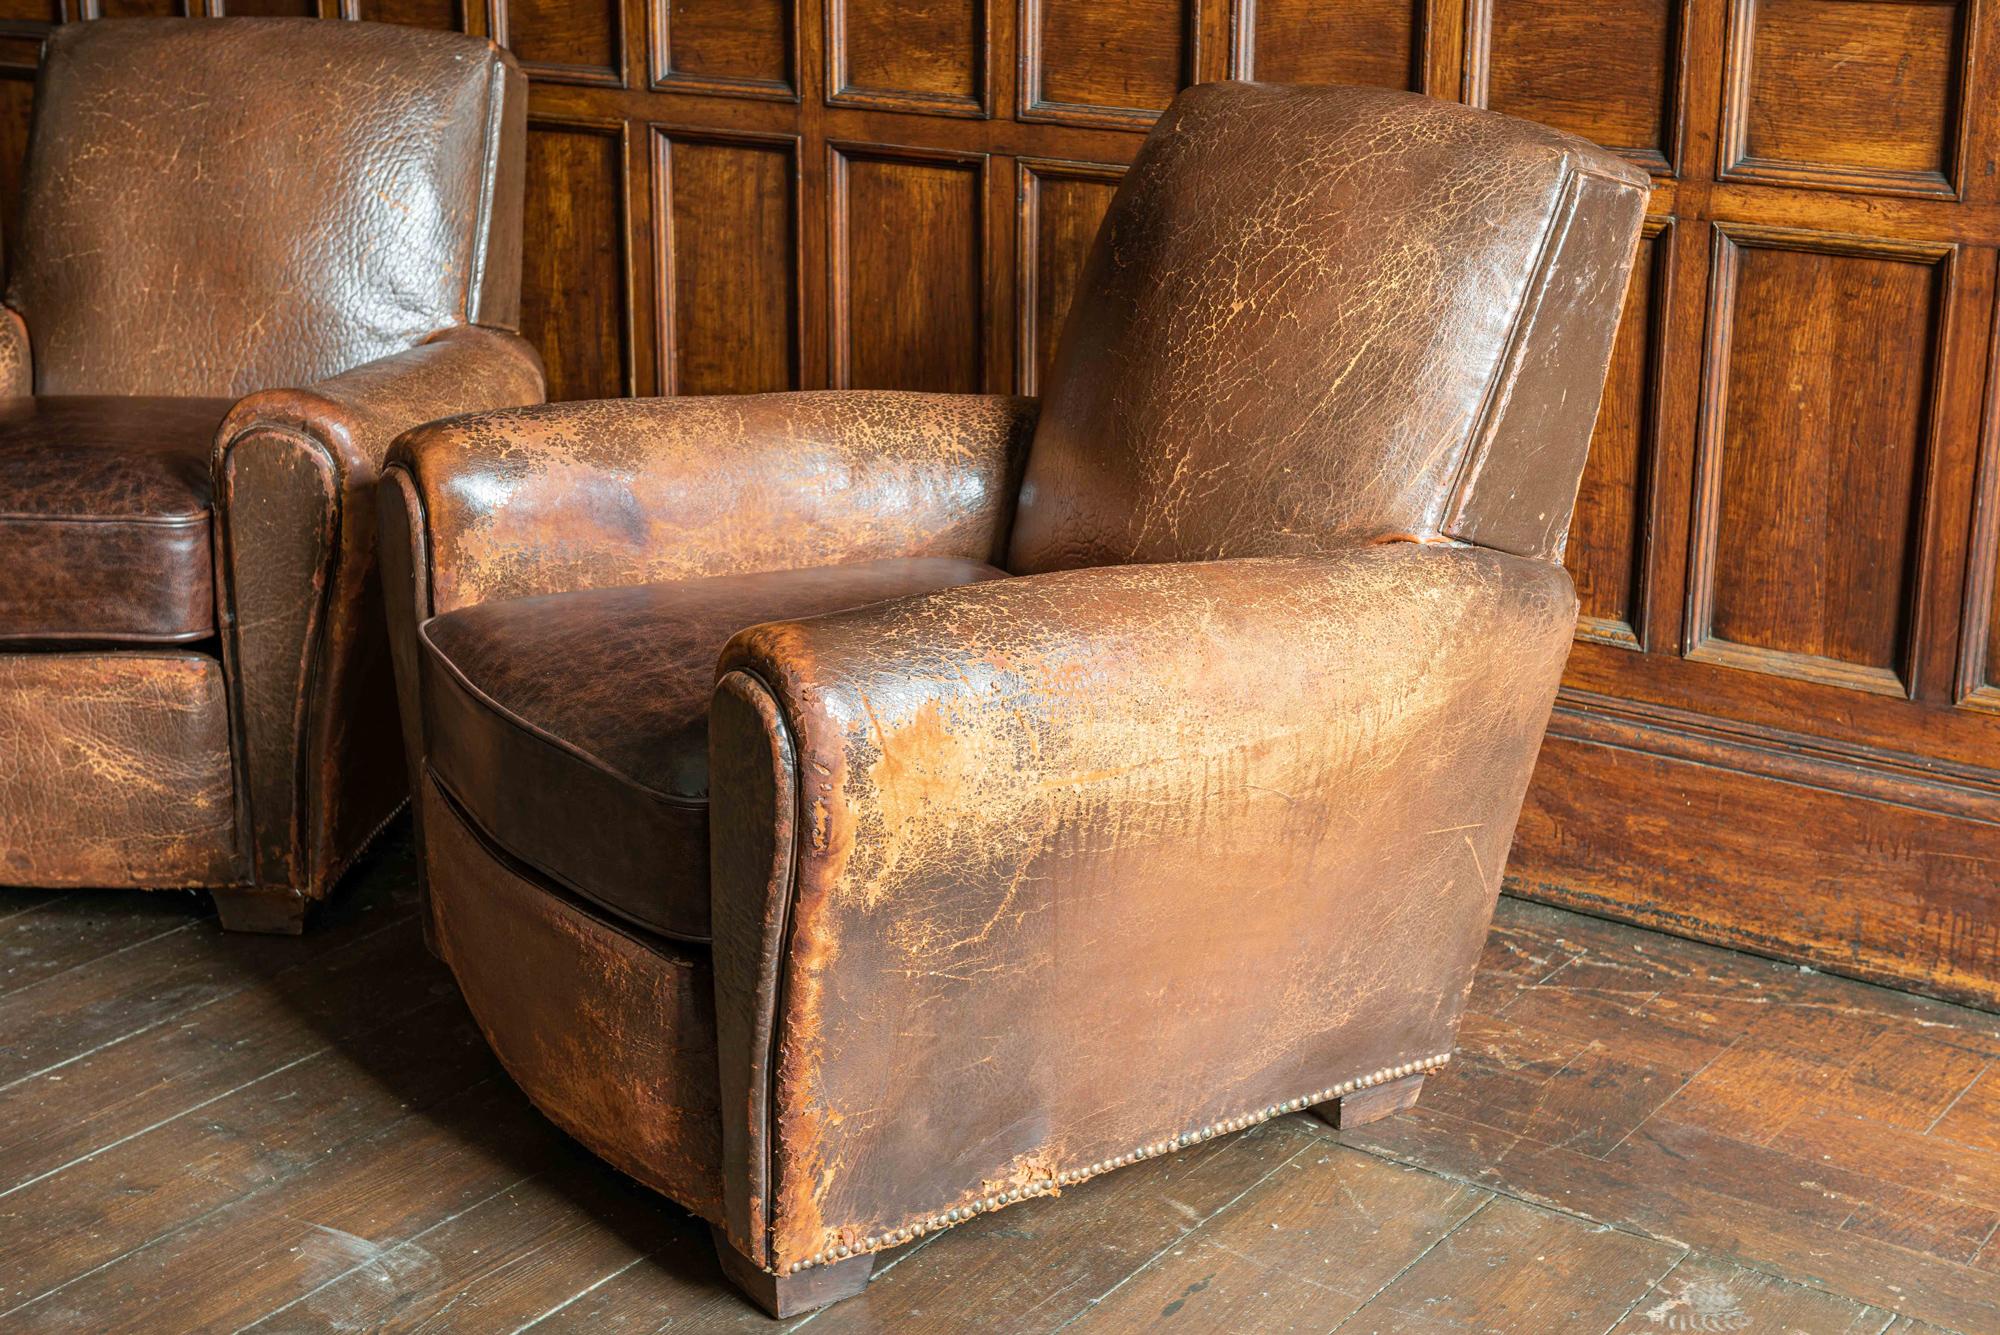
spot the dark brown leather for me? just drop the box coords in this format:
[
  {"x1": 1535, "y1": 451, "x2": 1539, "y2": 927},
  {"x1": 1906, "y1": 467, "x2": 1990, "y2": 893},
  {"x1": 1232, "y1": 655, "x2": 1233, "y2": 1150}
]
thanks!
[
  {"x1": 388, "y1": 392, "x2": 1035, "y2": 616},
  {"x1": 215, "y1": 326, "x2": 545, "y2": 902},
  {"x1": 0, "y1": 397, "x2": 231, "y2": 643},
  {"x1": 1009, "y1": 83, "x2": 1649, "y2": 574},
  {"x1": 0, "y1": 651, "x2": 241, "y2": 887},
  {"x1": 9, "y1": 19, "x2": 527, "y2": 398},
  {"x1": 420, "y1": 557, "x2": 1006, "y2": 940},
  {"x1": 382, "y1": 83, "x2": 1648, "y2": 1295},
  {"x1": 0, "y1": 19, "x2": 540, "y2": 906},
  {"x1": 422, "y1": 774, "x2": 723, "y2": 1220}
]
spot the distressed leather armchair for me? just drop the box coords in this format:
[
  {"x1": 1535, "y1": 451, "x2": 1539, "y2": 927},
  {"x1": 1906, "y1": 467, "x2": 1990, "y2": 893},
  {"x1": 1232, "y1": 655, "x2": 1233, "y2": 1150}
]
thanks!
[
  {"x1": 381, "y1": 83, "x2": 1647, "y2": 1315},
  {"x1": 0, "y1": 19, "x2": 542, "y2": 931}
]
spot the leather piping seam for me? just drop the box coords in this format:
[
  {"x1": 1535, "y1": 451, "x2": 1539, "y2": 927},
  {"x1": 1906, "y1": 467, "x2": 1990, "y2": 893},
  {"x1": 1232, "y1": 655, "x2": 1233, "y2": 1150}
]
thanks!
[
  {"x1": 0, "y1": 511, "x2": 210, "y2": 526},
  {"x1": 215, "y1": 422, "x2": 341, "y2": 892},
  {"x1": 738, "y1": 664, "x2": 807, "y2": 1275},
  {"x1": 0, "y1": 628, "x2": 215, "y2": 646},
  {"x1": 1441, "y1": 160, "x2": 1578, "y2": 539},
  {"x1": 466, "y1": 51, "x2": 504, "y2": 326},
  {"x1": 416, "y1": 627, "x2": 710, "y2": 812},
  {"x1": 776, "y1": 1053, "x2": 1452, "y2": 1276}
]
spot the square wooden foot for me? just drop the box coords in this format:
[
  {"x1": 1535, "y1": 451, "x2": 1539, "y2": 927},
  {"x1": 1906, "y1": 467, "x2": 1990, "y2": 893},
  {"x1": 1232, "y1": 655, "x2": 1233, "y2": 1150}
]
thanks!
[
  {"x1": 212, "y1": 887, "x2": 309, "y2": 935},
  {"x1": 1309, "y1": 1071, "x2": 1425, "y2": 1130},
  {"x1": 711, "y1": 1227, "x2": 876, "y2": 1318}
]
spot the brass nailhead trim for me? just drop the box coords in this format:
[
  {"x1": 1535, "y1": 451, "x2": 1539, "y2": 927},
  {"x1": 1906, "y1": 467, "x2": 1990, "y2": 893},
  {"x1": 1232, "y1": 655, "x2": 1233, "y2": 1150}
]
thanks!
[{"x1": 781, "y1": 1053, "x2": 1451, "y2": 1275}]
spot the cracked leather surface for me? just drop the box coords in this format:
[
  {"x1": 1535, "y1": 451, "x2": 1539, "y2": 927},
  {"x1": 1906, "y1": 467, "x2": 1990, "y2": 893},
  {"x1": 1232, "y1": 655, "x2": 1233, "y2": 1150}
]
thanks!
[
  {"x1": 0, "y1": 652, "x2": 240, "y2": 887},
  {"x1": 419, "y1": 556, "x2": 1004, "y2": 941},
  {"x1": 1009, "y1": 82, "x2": 1648, "y2": 574},
  {"x1": 0, "y1": 396, "x2": 232, "y2": 642},
  {"x1": 9, "y1": 19, "x2": 525, "y2": 398},
  {"x1": 389, "y1": 391, "x2": 1035, "y2": 617}
]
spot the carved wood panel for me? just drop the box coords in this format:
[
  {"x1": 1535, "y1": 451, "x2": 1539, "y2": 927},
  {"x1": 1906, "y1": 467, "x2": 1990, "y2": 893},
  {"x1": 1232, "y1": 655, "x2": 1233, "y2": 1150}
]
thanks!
[{"x1": 10, "y1": 1, "x2": 2000, "y2": 1008}]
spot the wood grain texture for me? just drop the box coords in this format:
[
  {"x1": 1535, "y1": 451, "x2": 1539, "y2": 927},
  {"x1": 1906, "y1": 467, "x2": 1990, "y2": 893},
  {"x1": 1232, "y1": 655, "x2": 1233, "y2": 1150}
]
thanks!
[
  {"x1": 522, "y1": 117, "x2": 631, "y2": 401},
  {"x1": 4, "y1": 849, "x2": 1986, "y2": 1330},
  {"x1": 1229, "y1": 0, "x2": 1424, "y2": 91}
]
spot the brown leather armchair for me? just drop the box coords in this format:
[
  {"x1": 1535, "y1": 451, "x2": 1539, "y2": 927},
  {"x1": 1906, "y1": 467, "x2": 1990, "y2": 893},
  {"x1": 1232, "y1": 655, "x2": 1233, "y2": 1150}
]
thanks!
[
  {"x1": 0, "y1": 19, "x2": 543, "y2": 931},
  {"x1": 380, "y1": 84, "x2": 1647, "y2": 1315}
]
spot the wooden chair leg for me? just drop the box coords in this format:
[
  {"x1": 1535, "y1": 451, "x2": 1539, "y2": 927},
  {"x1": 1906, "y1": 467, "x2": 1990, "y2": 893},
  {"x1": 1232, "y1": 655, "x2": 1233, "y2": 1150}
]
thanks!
[
  {"x1": 711, "y1": 1226, "x2": 876, "y2": 1318},
  {"x1": 212, "y1": 887, "x2": 309, "y2": 935},
  {"x1": 1309, "y1": 1071, "x2": 1425, "y2": 1130}
]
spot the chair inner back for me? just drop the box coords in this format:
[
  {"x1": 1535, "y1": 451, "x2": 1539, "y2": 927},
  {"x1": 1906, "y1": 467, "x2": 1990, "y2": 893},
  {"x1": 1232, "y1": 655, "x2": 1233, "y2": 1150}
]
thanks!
[
  {"x1": 1008, "y1": 81, "x2": 1650, "y2": 575},
  {"x1": 7, "y1": 18, "x2": 519, "y2": 399}
]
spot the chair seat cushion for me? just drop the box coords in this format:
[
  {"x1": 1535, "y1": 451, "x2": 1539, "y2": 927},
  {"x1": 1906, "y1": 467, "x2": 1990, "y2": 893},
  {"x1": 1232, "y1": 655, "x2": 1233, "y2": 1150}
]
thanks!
[
  {"x1": 418, "y1": 556, "x2": 1009, "y2": 941},
  {"x1": 0, "y1": 396, "x2": 235, "y2": 644}
]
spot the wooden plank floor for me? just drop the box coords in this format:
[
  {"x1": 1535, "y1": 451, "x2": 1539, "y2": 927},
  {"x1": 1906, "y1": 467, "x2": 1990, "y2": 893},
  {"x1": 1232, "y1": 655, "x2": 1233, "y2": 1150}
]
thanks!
[{"x1": 2, "y1": 825, "x2": 1998, "y2": 1333}]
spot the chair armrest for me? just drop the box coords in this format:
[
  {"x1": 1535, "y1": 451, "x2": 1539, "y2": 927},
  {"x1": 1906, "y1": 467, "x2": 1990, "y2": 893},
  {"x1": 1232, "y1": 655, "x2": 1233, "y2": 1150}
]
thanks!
[
  {"x1": 708, "y1": 542, "x2": 1577, "y2": 1270},
  {"x1": 211, "y1": 326, "x2": 546, "y2": 903},
  {"x1": 0, "y1": 306, "x2": 28, "y2": 397},
  {"x1": 384, "y1": 390, "x2": 1037, "y2": 617}
]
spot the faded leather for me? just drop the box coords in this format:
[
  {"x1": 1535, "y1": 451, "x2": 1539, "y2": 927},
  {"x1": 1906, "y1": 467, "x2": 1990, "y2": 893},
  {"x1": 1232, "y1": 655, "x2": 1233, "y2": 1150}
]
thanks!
[
  {"x1": 419, "y1": 557, "x2": 1005, "y2": 941},
  {"x1": 391, "y1": 391, "x2": 1035, "y2": 617},
  {"x1": 0, "y1": 19, "x2": 540, "y2": 909},
  {"x1": 0, "y1": 397, "x2": 232, "y2": 643},
  {"x1": 0, "y1": 652, "x2": 239, "y2": 888},
  {"x1": 382, "y1": 82, "x2": 1648, "y2": 1302},
  {"x1": 1010, "y1": 82, "x2": 1649, "y2": 573},
  {"x1": 715, "y1": 547, "x2": 1577, "y2": 1264}
]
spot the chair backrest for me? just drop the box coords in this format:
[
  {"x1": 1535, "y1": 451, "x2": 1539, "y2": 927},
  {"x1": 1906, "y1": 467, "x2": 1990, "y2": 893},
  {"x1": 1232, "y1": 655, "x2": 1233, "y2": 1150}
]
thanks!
[
  {"x1": 8, "y1": 18, "x2": 525, "y2": 399},
  {"x1": 1008, "y1": 81, "x2": 1650, "y2": 575}
]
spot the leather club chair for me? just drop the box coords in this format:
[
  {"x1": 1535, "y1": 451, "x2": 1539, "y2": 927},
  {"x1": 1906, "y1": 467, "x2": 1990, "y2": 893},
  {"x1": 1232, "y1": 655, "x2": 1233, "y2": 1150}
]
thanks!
[
  {"x1": 0, "y1": 19, "x2": 543, "y2": 932},
  {"x1": 380, "y1": 83, "x2": 1648, "y2": 1315}
]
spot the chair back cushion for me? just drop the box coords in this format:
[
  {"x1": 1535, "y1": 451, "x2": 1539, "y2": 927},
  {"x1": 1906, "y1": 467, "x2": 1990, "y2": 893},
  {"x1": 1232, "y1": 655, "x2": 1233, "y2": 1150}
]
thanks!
[
  {"x1": 1009, "y1": 82, "x2": 1650, "y2": 573},
  {"x1": 8, "y1": 18, "x2": 525, "y2": 398}
]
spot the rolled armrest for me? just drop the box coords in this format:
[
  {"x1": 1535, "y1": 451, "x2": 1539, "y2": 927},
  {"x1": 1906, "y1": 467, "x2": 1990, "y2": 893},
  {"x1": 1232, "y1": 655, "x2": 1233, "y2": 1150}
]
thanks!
[
  {"x1": 385, "y1": 390, "x2": 1037, "y2": 616},
  {"x1": 0, "y1": 306, "x2": 29, "y2": 397},
  {"x1": 212, "y1": 325, "x2": 546, "y2": 901},
  {"x1": 709, "y1": 542, "x2": 1576, "y2": 1269}
]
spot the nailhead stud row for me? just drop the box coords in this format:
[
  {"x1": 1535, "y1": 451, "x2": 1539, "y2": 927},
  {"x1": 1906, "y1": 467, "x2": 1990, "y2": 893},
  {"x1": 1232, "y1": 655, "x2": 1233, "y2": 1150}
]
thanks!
[{"x1": 782, "y1": 1053, "x2": 1451, "y2": 1275}]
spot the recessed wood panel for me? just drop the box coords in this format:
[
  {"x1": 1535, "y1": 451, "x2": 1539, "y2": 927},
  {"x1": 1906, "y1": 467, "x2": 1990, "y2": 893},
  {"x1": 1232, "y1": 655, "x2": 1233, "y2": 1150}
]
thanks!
[
  {"x1": 352, "y1": 0, "x2": 460, "y2": 29},
  {"x1": 655, "y1": 130, "x2": 798, "y2": 395},
  {"x1": 522, "y1": 121, "x2": 629, "y2": 401},
  {"x1": 653, "y1": 0, "x2": 792, "y2": 97},
  {"x1": 78, "y1": 0, "x2": 187, "y2": 14},
  {"x1": 1721, "y1": 0, "x2": 1965, "y2": 196},
  {"x1": 830, "y1": 0, "x2": 982, "y2": 114},
  {"x1": 1482, "y1": 0, "x2": 1680, "y2": 173},
  {"x1": 1567, "y1": 221, "x2": 1669, "y2": 648},
  {"x1": 0, "y1": 71, "x2": 30, "y2": 266},
  {"x1": 831, "y1": 145, "x2": 983, "y2": 392},
  {"x1": 491, "y1": 0, "x2": 622, "y2": 86},
  {"x1": 1688, "y1": 228, "x2": 1948, "y2": 696},
  {"x1": 212, "y1": 0, "x2": 320, "y2": 13},
  {"x1": 1229, "y1": 0, "x2": 1422, "y2": 91},
  {"x1": 1015, "y1": 158, "x2": 1121, "y2": 396},
  {"x1": 1023, "y1": 0, "x2": 1191, "y2": 127}
]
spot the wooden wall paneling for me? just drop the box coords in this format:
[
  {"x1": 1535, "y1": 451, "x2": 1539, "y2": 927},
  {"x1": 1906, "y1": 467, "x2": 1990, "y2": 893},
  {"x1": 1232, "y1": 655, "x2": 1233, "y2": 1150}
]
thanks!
[
  {"x1": 347, "y1": 0, "x2": 463, "y2": 29},
  {"x1": 1567, "y1": 216, "x2": 1674, "y2": 650},
  {"x1": 488, "y1": 0, "x2": 623, "y2": 86},
  {"x1": 1014, "y1": 155, "x2": 1122, "y2": 395},
  {"x1": 1717, "y1": 0, "x2": 1971, "y2": 199},
  {"x1": 1954, "y1": 254, "x2": 2000, "y2": 713},
  {"x1": 828, "y1": 0, "x2": 986, "y2": 117},
  {"x1": 522, "y1": 116, "x2": 634, "y2": 400},
  {"x1": 1227, "y1": 0, "x2": 1426, "y2": 92},
  {"x1": 827, "y1": 140, "x2": 988, "y2": 391},
  {"x1": 1682, "y1": 224, "x2": 1954, "y2": 699},
  {"x1": 1019, "y1": 0, "x2": 1199, "y2": 129},
  {"x1": 652, "y1": 125, "x2": 802, "y2": 394},
  {"x1": 1471, "y1": 0, "x2": 1687, "y2": 176},
  {"x1": 650, "y1": 0, "x2": 796, "y2": 99}
]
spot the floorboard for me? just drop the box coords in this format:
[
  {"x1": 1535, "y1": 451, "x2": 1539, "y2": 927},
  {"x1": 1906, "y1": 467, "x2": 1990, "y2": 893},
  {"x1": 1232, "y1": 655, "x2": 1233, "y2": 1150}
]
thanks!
[{"x1": 0, "y1": 823, "x2": 1993, "y2": 1333}]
